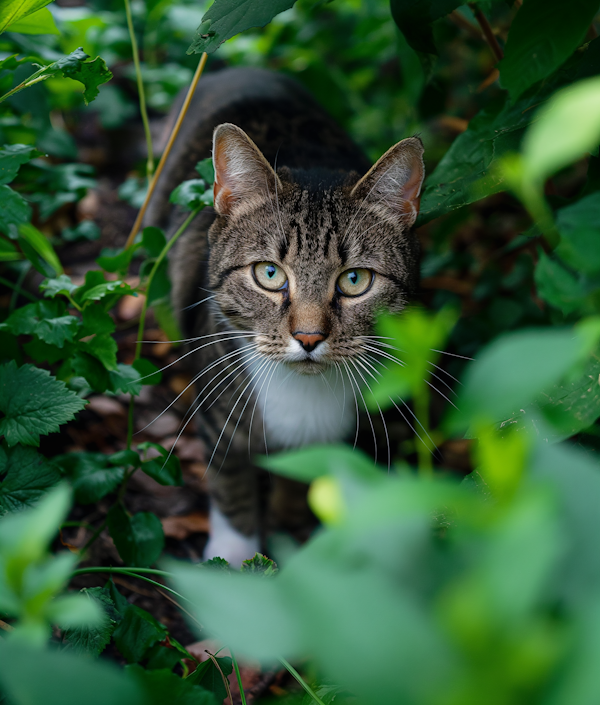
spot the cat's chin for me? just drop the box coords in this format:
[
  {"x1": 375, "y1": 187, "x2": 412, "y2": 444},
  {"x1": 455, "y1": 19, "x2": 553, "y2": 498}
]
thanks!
[{"x1": 286, "y1": 359, "x2": 327, "y2": 376}]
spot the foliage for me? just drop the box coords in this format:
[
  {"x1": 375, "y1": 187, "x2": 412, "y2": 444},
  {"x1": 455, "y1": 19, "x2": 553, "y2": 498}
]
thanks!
[{"x1": 1, "y1": 0, "x2": 600, "y2": 704}]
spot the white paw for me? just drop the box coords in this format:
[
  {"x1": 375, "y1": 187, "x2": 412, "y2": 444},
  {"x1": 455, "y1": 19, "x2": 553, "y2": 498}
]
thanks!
[{"x1": 203, "y1": 506, "x2": 260, "y2": 567}]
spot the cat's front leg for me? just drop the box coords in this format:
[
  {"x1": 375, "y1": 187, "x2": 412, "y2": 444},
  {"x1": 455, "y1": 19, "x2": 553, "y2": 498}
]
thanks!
[{"x1": 203, "y1": 464, "x2": 261, "y2": 566}]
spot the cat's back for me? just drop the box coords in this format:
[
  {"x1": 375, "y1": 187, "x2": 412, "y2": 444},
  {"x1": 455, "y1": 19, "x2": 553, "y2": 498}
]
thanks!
[{"x1": 146, "y1": 67, "x2": 370, "y2": 231}]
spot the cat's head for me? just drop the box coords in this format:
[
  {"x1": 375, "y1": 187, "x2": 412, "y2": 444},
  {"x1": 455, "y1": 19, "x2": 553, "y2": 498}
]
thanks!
[{"x1": 207, "y1": 123, "x2": 424, "y2": 375}]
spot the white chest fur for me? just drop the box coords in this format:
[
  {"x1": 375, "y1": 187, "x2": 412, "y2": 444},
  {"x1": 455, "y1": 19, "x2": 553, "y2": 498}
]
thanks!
[{"x1": 250, "y1": 362, "x2": 357, "y2": 450}]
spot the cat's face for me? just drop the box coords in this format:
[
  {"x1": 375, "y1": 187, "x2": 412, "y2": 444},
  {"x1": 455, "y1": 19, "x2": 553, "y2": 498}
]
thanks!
[{"x1": 207, "y1": 124, "x2": 424, "y2": 376}]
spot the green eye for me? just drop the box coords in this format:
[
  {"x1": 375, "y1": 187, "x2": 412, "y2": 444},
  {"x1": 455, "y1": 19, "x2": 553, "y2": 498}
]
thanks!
[
  {"x1": 336, "y1": 268, "x2": 373, "y2": 297},
  {"x1": 253, "y1": 262, "x2": 288, "y2": 291}
]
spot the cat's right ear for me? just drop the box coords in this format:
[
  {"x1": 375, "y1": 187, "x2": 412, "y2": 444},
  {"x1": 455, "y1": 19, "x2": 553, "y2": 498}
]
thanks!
[{"x1": 212, "y1": 123, "x2": 281, "y2": 216}]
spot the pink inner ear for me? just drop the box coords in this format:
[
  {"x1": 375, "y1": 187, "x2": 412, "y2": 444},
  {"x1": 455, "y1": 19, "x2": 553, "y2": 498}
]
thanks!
[
  {"x1": 401, "y1": 158, "x2": 424, "y2": 207},
  {"x1": 213, "y1": 137, "x2": 234, "y2": 214}
]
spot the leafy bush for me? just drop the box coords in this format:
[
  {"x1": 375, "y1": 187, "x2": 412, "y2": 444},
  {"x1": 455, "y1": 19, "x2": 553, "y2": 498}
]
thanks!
[{"x1": 1, "y1": 0, "x2": 600, "y2": 704}]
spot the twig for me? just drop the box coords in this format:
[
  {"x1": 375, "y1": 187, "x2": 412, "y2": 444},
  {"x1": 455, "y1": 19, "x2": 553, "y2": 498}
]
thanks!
[
  {"x1": 125, "y1": 52, "x2": 208, "y2": 248},
  {"x1": 468, "y1": 3, "x2": 504, "y2": 62},
  {"x1": 123, "y1": 0, "x2": 154, "y2": 179},
  {"x1": 448, "y1": 10, "x2": 481, "y2": 40},
  {"x1": 0, "y1": 620, "x2": 14, "y2": 632}
]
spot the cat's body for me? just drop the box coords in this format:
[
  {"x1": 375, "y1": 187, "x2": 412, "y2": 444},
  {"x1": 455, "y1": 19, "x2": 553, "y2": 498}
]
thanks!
[{"x1": 148, "y1": 68, "x2": 424, "y2": 565}]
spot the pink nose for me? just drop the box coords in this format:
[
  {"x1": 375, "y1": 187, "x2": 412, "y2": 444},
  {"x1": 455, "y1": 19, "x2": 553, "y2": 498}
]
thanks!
[{"x1": 293, "y1": 331, "x2": 327, "y2": 353}]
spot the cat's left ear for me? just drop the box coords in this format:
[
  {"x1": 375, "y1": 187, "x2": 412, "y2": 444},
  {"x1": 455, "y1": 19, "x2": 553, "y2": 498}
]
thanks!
[{"x1": 350, "y1": 137, "x2": 425, "y2": 226}]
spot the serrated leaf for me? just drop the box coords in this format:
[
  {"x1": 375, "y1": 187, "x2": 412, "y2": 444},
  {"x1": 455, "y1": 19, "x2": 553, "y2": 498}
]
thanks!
[
  {"x1": 5, "y1": 300, "x2": 80, "y2": 347},
  {"x1": 0, "y1": 361, "x2": 87, "y2": 446},
  {"x1": 0, "y1": 144, "x2": 43, "y2": 186},
  {"x1": 41, "y1": 274, "x2": 79, "y2": 299},
  {"x1": 59, "y1": 54, "x2": 112, "y2": 105},
  {"x1": 63, "y1": 587, "x2": 122, "y2": 657},
  {"x1": 56, "y1": 452, "x2": 125, "y2": 504},
  {"x1": 0, "y1": 0, "x2": 54, "y2": 34},
  {"x1": 80, "y1": 306, "x2": 115, "y2": 337},
  {"x1": 0, "y1": 445, "x2": 61, "y2": 515},
  {"x1": 241, "y1": 553, "x2": 278, "y2": 576},
  {"x1": 138, "y1": 442, "x2": 182, "y2": 486},
  {"x1": 107, "y1": 504, "x2": 164, "y2": 567},
  {"x1": 498, "y1": 0, "x2": 598, "y2": 100},
  {"x1": 0, "y1": 184, "x2": 31, "y2": 236},
  {"x1": 187, "y1": 0, "x2": 297, "y2": 54},
  {"x1": 112, "y1": 605, "x2": 167, "y2": 663}
]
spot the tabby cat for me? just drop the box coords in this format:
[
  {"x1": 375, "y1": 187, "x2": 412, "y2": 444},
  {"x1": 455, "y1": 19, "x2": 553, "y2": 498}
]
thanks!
[{"x1": 147, "y1": 67, "x2": 424, "y2": 565}]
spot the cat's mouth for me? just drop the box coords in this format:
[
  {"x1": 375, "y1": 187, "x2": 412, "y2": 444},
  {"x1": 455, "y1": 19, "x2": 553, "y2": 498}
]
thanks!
[{"x1": 287, "y1": 358, "x2": 327, "y2": 375}]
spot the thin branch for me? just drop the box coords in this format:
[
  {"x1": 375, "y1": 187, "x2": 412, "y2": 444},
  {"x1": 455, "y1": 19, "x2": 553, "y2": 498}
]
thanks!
[
  {"x1": 468, "y1": 3, "x2": 504, "y2": 63},
  {"x1": 125, "y1": 52, "x2": 208, "y2": 249}
]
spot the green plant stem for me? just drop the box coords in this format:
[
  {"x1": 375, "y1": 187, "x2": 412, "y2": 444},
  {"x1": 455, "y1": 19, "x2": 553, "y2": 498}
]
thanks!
[
  {"x1": 123, "y1": 0, "x2": 154, "y2": 180},
  {"x1": 126, "y1": 207, "x2": 200, "y2": 450},
  {"x1": 230, "y1": 650, "x2": 248, "y2": 705},
  {"x1": 71, "y1": 566, "x2": 190, "y2": 602},
  {"x1": 278, "y1": 658, "x2": 326, "y2": 705},
  {"x1": 0, "y1": 72, "x2": 52, "y2": 104},
  {"x1": 0, "y1": 273, "x2": 37, "y2": 307},
  {"x1": 414, "y1": 388, "x2": 433, "y2": 476}
]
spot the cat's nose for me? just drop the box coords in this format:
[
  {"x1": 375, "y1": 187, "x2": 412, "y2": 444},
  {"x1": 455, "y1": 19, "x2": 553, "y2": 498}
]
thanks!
[{"x1": 292, "y1": 331, "x2": 327, "y2": 353}]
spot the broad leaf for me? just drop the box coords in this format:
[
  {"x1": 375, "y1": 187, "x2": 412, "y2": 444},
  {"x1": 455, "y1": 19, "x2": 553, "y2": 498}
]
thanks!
[
  {"x1": 6, "y1": 6, "x2": 59, "y2": 34},
  {"x1": 127, "y1": 665, "x2": 218, "y2": 705},
  {"x1": 0, "y1": 445, "x2": 61, "y2": 514},
  {"x1": 534, "y1": 251, "x2": 589, "y2": 315},
  {"x1": 390, "y1": 0, "x2": 462, "y2": 56},
  {"x1": 187, "y1": 0, "x2": 298, "y2": 55},
  {"x1": 112, "y1": 605, "x2": 167, "y2": 663},
  {"x1": 169, "y1": 179, "x2": 213, "y2": 210},
  {"x1": 556, "y1": 193, "x2": 600, "y2": 274},
  {"x1": 108, "y1": 363, "x2": 143, "y2": 395},
  {"x1": 40, "y1": 274, "x2": 79, "y2": 298},
  {"x1": 0, "y1": 144, "x2": 42, "y2": 186},
  {"x1": 0, "y1": 0, "x2": 54, "y2": 34},
  {"x1": 57, "y1": 452, "x2": 126, "y2": 504},
  {"x1": 0, "y1": 184, "x2": 31, "y2": 236},
  {"x1": 499, "y1": 0, "x2": 598, "y2": 100},
  {"x1": 187, "y1": 656, "x2": 233, "y2": 703},
  {"x1": 107, "y1": 504, "x2": 164, "y2": 567},
  {"x1": 138, "y1": 442, "x2": 182, "y2": 486},
  {"x1": 0, "y1": 361, "x2": 86, "y2": 446},
  {"x1": 4, "y1": 300, "x2": 80, "y2": 347}
]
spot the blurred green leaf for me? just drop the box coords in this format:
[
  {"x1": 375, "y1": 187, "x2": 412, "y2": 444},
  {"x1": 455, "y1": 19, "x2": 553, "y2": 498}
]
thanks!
[
  {"x1": 127, "y1": 665, "x2": 218, "y2": 705},
  {"x1": 555, "y1": 193, "x2": 600, "y2": 274},
  {"x1": 0, "y1": 0, "x2": 54, "y2": 34},
  {"x1": 390, "y1": 0, "x2": 462, "y2": 55},
  {"x1": 169, "y1": 179, "x2": 213, "y2": 211},
  {"x1": 0, "y1": 361, "x2": 86, "y2": 446},
  {"x1": 187, "y1": 656, "x2": 233, "y2": 702},
  {"x1": 63, "y1": 586, "x2": 122, "y2": 657},
  {"x1": 6, "y1": 6, "x2": 59, "y2": 35},
  {"x1": 57, "y1": 452, "x2": 126, "y2": 504},
  {"x1": 0, "y1": 185, "x2": 31, "y2": 237},
  {"x1": 498, "y1": 0, "x2": 598, "y2": 100},
  {"x1": 0, "y1": 144, "x2": 43, "y2": 185},
  {"x1": 534, "y1": 251, "x2": 589, "y2": 315},
  {"x1": 138, "y1": 442, "x2": 182, "y2": 486},
  {"x1": 108, "y1": 363, "x2": 143, "y2": 395},
  {"x1": 18, "y1": 222, "x2": 63, "y2": 275},
  {"x1": 112, "y1": 604, "x2": 167, "y2": 663}
]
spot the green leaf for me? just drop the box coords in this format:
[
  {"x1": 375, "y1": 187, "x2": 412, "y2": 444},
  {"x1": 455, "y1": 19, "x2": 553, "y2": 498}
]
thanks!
[
  {"x1": 187, "y1": 656, "x2": 233, "y2": 703},
  {"x1": 241, "y1": 553, "x2": 278, "y2": 576},
  {"x1": 58, "y1": 54, "x2": 112, "y2": 104},
  {"x1": 127, "y1": 665, "x2": 219, "y2": 705},
  {"x1": 498, "y1": 0, "x2": 598, "y2": 100},
  {"x1": 169, "y1": 179, "x2": 212, "y2": 211},
  {"x1": 80, "y1": 305, "x2": 115, "y2": 337},
  {"x1": 0, "y1": 445, "x2": 61, "y2": 515},
  {"x1": 62, "y1": 220, "x2": 101, "y2": 242},
  {"x1": 452, "y1": 328, "x2": 588, "y2": 429},
  {"x1": 195, "y1": 158, "x2": 215, "y2": 185},
  {"x1": 0, "y1": 184, "x2": 31, "y2": 236},
  {"x1": 419, "y1": 38, "x2": 600, "y2": 223},
  {"x1": 18, "y1": 222, "x2": 63, "y2": 275},
  {"x1": 141, "y1": 227, "x2": 167, "y2": 258},
  {"x1": 0, "y1": 641, "x2": 145, "y2": 705},
  {"x1": 390, "y1": 0, "x2": 462, "y2": 56},
  {"x1": 133, "y1": 358, "x2": 162, "y2": 386},
  {"x1": 70, "y1": 351, "x2": 109, "y2": 393},
  {"x1": 63, "y1": 587, "x2": 122, "y2": 657},
  {"x1": 138, "y1": 442, "x2": 182, "y2": 486},
  {"x1": 41, "y1": 274, "x2": 79, "y2": 299},
  {"x1": 107, "y1": 504, "x2": 164, "y2": 567},
  {"x1": 556, "y1": 193, "x2": 600, "y2": 274},
  {"x1": 6, "y1": 6, "x2": 59, "y2": 34},
  {"x1": 0, "y1": 0, "x2": 54, "y2": 34},
  {"x1": 108, "y1": 363, "x2": 143, "y2": 395},
  {"x1": 0, "y1": 235, "x2": 20, "y2": 261},
  {"x1": 521, "y1": 76, "x2": 600, "y2": 186},
  {"x1": 5, "y1": 300, "x2": 80, "y2": 347},
  {"x1": 112, "y1": 605, "x2": 167, "y2": 663},
  {"x1": 0, "y1": 144, "x2": 42, "y2": 185},
  {"x1": 57, "y1": 452, "x2": 126, "y2": 504},
  {"x1": 187, "y1": 0, "x2": 298, "y2": 55},
  {"x1": 79, "y1": 278, "x2": 133, "y2": 303},
  {"x1": 0, "y1": 361, "x2": 86, "y2": 446},
  {"x1": 81, "y1": 333, "x2": 118, "y2": 371},
  {"x1": 534, "y1": 251, "x2": 588, "y2": 315}
]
